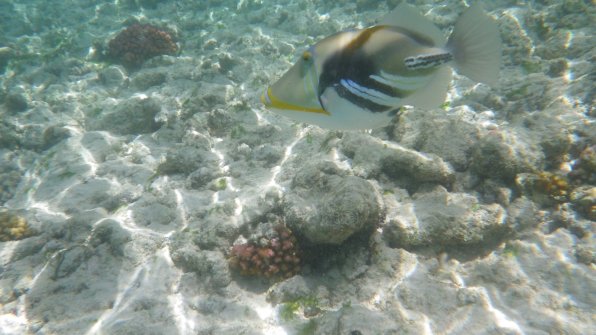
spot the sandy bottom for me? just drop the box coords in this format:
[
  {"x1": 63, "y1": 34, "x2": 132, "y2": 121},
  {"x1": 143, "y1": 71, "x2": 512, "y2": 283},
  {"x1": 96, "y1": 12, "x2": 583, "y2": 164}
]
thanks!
[{"x1": 0, "y1": 1, "x2": 594, "y2": 334}]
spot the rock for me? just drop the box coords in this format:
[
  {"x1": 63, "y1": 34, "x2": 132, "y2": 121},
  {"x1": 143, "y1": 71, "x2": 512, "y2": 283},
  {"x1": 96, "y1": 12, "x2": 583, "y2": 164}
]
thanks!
[
  {"x1": 251, "y1": 143, "x2": 283, "y2": 167},
  {"x1": 506, "y1": 196, "x2": 539, "y2": 232},
  {"x1": 284, "y1": 161, "x2": 382, "y2": 245},
  {"x1": 575, "y1": 244, "x2": 595, "y2": 265},
  {"x1": 159, "y1": 146, "x2": 219, "y2": 175},
  {"x1": 340, "y1": 132, "x2": 455, "y2": 186},
  {"x1": 57, "y1": 178, "x2": 113, "y2": 213},
  {"x1": 170, "y1": 238, "x2": 203, "y2": 273},
  {"x1": 88, "y1": 97, "x2": 163, "y2": 135},
  {"x1": 51, "y1": 245, "x2": 92, "y2": 279},
  {"x1": 313, "y1": 304, "x2": 400, "y2": 334},
  {"x1": 129, "y1": 193, "x2": 176, "y2": 227},
  {"x1": 392, "y1": 108, "x2": 481, "y2": 171},
  {"x1": 80, "y1": 131, "x2": 121, "y2": 162},
  {"x1": 206, "y1": 108, "x2": 234, "y2": 136},
  {"x1": 266, "y1": 275, "x2": 312, "y2": 305},
  {"x1": 384, "y1": 186, "x2": 508, "y2": 248},
  {"x1": 570, "y1": 186, "x2": 596, "y2": 221},
  {"x1": 42, "y1": 124, "x2": 72, "y2": 150},
  {"x1": 89, "y1": 219, "x2": 132, "y2": 255},
  {"x1": 0, "y1": 46, "x2": 15, "y2": 73},
  {"x1": 186, "y1": 166, "x2": 221, "y2": 189},
  {"x1": 170, "y1": 242, "x2": 231, "y2": 288},
  {"x1": 103, "y1": 315, "x2": 177, "y2": 335},
  {"x1": 131, "y1": 70, "x2": 167, "y2": 90},
  {"x1": 191, "y1": 211, "x2": 241, "y2": 250},
  {"x1": 4, "y1": 92, "x2": 29, "y2": 113},
  {"x1": 98, "y1": 65, "x2": 127, "y2": 87},
  {"x1": 471, "y1": 130, "x2": 543, "y2": 183},
  {"x1": 0, "y1": 119, "x2": 20, "y2": 150},
  {"x1": 0, "y1": 153, "x2": 23, "y2": 203}
]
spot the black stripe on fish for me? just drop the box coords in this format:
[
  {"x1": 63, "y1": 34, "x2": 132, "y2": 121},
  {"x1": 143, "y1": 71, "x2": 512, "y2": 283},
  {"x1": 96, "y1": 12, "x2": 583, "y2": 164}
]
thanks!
[
  {"x1": 318, "y1": 27, "x2": 406, "y2": 113},
  {"x1": 404, "y1": 52, "x2": 453, "y2": 70}
]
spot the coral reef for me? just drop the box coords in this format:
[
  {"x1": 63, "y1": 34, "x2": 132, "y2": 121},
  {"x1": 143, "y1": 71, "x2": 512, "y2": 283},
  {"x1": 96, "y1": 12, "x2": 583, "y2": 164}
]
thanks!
[
  {"x1": 570, "y1": 186, "x2": 596, "y2": 221},
  {"x1": 383, "y1": 186, "x2": 508, "y2": 251},
  {"x1": 87, "y1": 96, "x2": 163, "y2": 135},
  {"x1": 0, "y1": 209, "x2": 32, "y2": 242},
  {"x1": 284, "y1": 160, "x2": 382, "y2": 245},
  {"x1": 0, "y1": 47, "x2": 15, "y2": 73},
  {"x1": 534, "y1": 171, "x2": 570, "y2": 202},
  {"x1": 278, "y1": 296, "x2": 321, "y2": 321},
  {"x1": 471, "y1": 130, "x2": 543, "y2": 183},
  {"x1": 568, "y1": 145, "x2": 596, "y2": 185},
  {"x1": 107, "y1": 23, "x2": 178, "y2": 69},
  {"x1": 0, "y1": 152, "x2": 23, "y2": 203},
  {"x1": 229, "y1": 225, "x2": 301, "y2": 280},
  {"x1": 516, "y1": 171, "x2": 570, "y2": 206},
  {"x1": 0, "y1": 0, "x2": 594, "y2": 333}
]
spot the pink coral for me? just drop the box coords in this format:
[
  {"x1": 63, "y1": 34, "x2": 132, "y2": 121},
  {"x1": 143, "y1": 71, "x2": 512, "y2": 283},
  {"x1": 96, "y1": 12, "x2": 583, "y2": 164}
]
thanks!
[{"x1": 229, "y1": 225, "x2": 301, "y2": 280}]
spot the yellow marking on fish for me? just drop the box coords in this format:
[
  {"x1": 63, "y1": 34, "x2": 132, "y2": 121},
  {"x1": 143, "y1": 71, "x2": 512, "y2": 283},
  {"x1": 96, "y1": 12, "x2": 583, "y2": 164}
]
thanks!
[{"x1": 262, "y1": 88, "x2": 330, "y2": 115}]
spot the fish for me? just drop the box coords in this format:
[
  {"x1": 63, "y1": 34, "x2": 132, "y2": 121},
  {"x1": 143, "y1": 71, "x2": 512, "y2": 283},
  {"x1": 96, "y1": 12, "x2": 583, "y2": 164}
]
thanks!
[{"x1": 261, "y1": 2, "x2": 501, "y2": 130}]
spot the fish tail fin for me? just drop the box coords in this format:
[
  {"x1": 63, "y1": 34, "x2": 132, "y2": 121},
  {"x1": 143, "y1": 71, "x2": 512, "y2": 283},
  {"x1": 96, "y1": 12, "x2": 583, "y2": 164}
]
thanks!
[{"x1": 446, "y1": 3, "x2": 501, "y2": 86}]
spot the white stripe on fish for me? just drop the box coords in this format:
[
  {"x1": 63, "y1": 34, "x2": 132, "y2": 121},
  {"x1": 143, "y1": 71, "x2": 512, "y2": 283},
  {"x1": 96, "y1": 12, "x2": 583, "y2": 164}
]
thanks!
[
  {"x1": 340, "y1": 79, "x2": 401, "y2": 107},
  {"x1": 370, "y1": 71, "x2": 431, "y2": 91}
]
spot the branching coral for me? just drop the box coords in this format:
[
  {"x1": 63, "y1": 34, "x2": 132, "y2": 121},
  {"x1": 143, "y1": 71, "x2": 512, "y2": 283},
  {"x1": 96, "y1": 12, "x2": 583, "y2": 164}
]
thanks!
[
  {"x1": 229, "y1": 225, "x2": 301, "y2": 280},
  {"x1": 0, "y1": 209, "x2": 32, "y2": 242},
  {"x1": 107, "y1": 23, "x2": 178, "y2": 69}
]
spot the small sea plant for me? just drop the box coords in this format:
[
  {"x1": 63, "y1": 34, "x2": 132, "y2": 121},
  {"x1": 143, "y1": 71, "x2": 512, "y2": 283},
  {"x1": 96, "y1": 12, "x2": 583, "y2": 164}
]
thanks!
[
  {"x1": 534, "y1": 171, "x2": 569, "y2": 202},
  {"x1": 0, "y1": 209, "x2": 33, "y2": 242},
  {"x1": 278, "y1": 296, "x2": 321, "y2": 321}
]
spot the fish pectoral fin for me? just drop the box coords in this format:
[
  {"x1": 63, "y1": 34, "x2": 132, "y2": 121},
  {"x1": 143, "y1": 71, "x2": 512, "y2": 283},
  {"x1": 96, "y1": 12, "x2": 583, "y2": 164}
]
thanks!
[
  {"x1": 380, "y1": 3, "x2": 446, "y2": 46},
  {"x1": 401, "y1": 67, "x2": 452, "y2": 109}
]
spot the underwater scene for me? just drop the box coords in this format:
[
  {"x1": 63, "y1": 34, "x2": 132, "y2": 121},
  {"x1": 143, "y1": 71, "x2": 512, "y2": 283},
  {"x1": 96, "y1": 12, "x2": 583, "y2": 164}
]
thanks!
[{"x1": 0, "y1": 0, "x2": 594, "y2": 334}]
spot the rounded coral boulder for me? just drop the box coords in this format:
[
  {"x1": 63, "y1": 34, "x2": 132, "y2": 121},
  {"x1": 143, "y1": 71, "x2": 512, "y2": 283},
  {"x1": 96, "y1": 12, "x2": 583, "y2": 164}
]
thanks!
[{"x1": 107, "y1": 23, "x2": 178, "y2": 69}]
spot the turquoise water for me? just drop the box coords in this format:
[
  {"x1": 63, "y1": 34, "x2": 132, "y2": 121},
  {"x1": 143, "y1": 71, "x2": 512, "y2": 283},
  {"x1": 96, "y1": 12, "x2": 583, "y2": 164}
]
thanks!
[{"x1": 0, "y1": 1, "x2": 594, "y2": 334}]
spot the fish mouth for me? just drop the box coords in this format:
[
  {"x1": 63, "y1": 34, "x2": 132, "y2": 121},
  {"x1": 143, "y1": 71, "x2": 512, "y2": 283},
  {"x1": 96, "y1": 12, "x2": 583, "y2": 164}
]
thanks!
[{"x1": 260, "y1": 87, "x2": 328, "y2": 115}]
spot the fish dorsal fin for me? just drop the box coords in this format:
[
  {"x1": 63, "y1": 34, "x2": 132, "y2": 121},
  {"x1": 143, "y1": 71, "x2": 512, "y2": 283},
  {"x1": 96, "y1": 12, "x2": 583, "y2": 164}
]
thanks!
[
  {"x1": 380, "y1": 2, "x2": 445, "y2": 46},
  {"x1": 401, "y1": 66, "x2": 452, "y2": 109}
]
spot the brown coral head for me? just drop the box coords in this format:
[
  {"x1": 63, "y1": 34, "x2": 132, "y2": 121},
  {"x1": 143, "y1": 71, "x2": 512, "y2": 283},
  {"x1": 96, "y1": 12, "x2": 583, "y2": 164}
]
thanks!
[
  {"x1": 107, "y1": 23, "x2": 178, "y2": 69},
  {"x1": 536, "y1": 172, "x2": 569, "y2": 202}
]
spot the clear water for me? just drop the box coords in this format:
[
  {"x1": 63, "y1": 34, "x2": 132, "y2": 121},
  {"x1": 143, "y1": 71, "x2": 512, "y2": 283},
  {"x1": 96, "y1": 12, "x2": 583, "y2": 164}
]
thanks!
[{"x1": 0, "y1": 1, "x2": 594, "y2": 334}]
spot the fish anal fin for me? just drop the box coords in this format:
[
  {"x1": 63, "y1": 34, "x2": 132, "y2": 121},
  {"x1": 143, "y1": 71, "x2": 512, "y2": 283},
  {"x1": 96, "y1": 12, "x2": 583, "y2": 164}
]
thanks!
[{"x1": 401, "y1": 67, "x2": 452, "y2": 109}]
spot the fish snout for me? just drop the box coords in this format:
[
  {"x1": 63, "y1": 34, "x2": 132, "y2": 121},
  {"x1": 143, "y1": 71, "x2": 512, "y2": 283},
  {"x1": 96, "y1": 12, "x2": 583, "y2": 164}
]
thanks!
[{"x1": 261, "y1": 89, "x2": 272, "y2": 107}]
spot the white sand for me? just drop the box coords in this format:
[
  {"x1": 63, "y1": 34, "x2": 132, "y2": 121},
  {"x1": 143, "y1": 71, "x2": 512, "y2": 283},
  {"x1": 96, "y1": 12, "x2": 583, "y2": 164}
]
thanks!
[{"x1": 0, "y1": 1, "x2": 594, "y2": 334}]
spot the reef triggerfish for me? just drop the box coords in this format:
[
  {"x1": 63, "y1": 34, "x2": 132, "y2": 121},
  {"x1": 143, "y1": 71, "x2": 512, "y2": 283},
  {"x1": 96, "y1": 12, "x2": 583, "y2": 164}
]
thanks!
[{"x1": 261, "y1": 2, "x2": 501, "y2": 130}]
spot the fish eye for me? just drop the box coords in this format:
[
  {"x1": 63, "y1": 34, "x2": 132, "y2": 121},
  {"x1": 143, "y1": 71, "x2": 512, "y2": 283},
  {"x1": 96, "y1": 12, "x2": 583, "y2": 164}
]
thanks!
[{"x1": 302, "y1": 51, "x2": 312, "y2": 61}]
